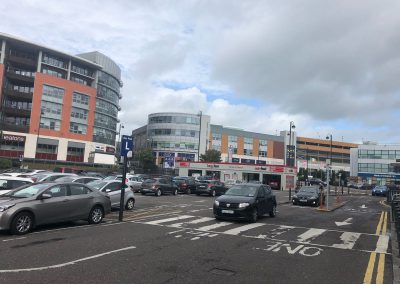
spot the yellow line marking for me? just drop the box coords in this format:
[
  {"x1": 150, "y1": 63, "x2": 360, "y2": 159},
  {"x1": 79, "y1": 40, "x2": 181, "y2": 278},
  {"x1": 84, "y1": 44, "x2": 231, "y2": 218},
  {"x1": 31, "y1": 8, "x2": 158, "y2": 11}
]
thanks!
[
  {"x1": 375, "y1": 211, "x2": 384, "y2": 235},
  {"x1": 381, "y1": 212, "x2": 387, "y2": 235},
  {"x1": 376, "y1": 253, "x2": 385, "y2": 284},
  {"x1": 363, "y1": 252, "x2": 377, "y2": 284}
]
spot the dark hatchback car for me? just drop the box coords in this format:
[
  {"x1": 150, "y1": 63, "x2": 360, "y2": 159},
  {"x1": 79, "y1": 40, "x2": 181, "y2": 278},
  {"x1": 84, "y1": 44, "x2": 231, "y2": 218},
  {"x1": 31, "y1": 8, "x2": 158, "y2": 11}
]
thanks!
[
  {"x1": 173, "y1": 177, "x2": 197, "y2": 194},
  {"x1": 141, "y1": 178, "x2": 178, "y2": 196},
  {"x1": 372, "y1": 185, "x2": 388, "y2": 196},
  {"x1": 292, "y1": 186, "x2": 324, "y2": 206},
  {"x1": 195, "y1": 180, "x2": 227, "y2": 197},
  {"x1": 214, "y1": 184, "x2": 277, "y2": 222}
]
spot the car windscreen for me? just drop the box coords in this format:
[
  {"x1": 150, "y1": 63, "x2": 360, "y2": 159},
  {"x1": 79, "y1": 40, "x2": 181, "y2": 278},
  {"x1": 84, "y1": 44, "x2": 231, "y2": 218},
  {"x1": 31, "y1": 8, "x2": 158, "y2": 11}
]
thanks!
[
  {"x1": 225, "y1": 185, "x2": 259, "y2": 197},
  {"x1": 299, "y1": 188, "x2": 318, "y2": 194},
  {"x1": 3, "y1": 184, "x2": 49, "y2": 198},
  {"x1": 103, "y1": 176, "x2": 117, "y2": 180},
  {"x1": 87, "y1": 180, "x2": 108, "y2": 190}
]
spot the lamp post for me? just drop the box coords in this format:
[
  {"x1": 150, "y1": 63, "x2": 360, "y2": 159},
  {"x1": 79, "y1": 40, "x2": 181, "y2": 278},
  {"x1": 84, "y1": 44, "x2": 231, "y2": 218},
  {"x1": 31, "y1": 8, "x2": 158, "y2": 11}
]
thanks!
[
  {"x1": 287, "y1": 121, "x2": 296, "y2": 167},
  {"x1": 197, "y1": 111, "x2": 202, "y2": 162},
  {"x1": 35, "y1": 110, "x2": 45, "y2": 160},
  {"x1": 325, "y1": 134, "x2": 332, "y2": 210},
  {"x1": 116, "y1": 123, "x2": 124, "y2": 148}
]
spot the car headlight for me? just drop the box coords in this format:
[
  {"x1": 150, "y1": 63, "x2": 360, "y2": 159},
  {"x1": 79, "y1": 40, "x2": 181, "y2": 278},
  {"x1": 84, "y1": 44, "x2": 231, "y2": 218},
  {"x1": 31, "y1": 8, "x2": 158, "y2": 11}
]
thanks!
[
  {"x1": 239, "y1": 203, "x2": 250, "y2": 208},
  {"x1": 0, "y1": 204, "x2": 15, "y2": 212},
  {"x1": 214, "y1": 200, "x2": 219, "y2": 206}
]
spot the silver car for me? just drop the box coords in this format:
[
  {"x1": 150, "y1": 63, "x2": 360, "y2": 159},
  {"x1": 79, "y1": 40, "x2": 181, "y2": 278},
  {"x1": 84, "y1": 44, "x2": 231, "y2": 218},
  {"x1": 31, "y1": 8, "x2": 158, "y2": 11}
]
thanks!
[
  {"x1": 0, "y1": 182, "x2": 111, "y2": 235},
  {"x1": 87, "y1": 180, "x2": 135, "y2": 210}
]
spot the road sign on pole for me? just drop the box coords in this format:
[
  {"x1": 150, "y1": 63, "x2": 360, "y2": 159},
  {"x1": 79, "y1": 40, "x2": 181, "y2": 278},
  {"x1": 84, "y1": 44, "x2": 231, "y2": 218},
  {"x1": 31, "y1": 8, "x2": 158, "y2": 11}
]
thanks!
[{"x1": 119, "y1": 135, "x2": 133, "y2": 222}]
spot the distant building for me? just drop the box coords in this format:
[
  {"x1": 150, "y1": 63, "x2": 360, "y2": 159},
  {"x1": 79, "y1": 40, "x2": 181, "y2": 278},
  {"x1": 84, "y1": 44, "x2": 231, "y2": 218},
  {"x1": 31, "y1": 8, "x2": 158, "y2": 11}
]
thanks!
[
  {"x1": 350, "y1": 142, "x2": 400, "y2": 185},
  {"x1": 0, "y1": 33, "x2": 122, "y2": 164}
]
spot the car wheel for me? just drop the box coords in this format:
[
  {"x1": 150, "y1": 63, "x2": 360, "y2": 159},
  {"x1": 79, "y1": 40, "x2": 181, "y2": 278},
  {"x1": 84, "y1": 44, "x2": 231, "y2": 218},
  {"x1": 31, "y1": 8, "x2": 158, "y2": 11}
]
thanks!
[
  {"x1": 88, "y1": 206, "x2": 104, "y2": 224},
  {"x1": 173, "y1": 189, "x2": 178, "y2": 196},
  {"x1": 155, "y1": 189, "x2": 162, "y2": 197},
  {"x1": 269, "y1": 205, "x2": 277, "y2": 217},
  {"x1": 211, "y1": 190, "x2": 216, "y2": 197},
  {"x1": 187, "y1": 188, "x2": 191, "y2": 194},
  {"x1": 249, "y1": 208, "x2": 258, "y2": 223},
  {"x1": 215, "y1": 216, "x2": 222, "y2": 221},
  {"x1": 10, "y1": 212, "x2": 34, "y2": 235},
  {"x1": 125, "y1": 198, "x2": 135, "y2": 210}
]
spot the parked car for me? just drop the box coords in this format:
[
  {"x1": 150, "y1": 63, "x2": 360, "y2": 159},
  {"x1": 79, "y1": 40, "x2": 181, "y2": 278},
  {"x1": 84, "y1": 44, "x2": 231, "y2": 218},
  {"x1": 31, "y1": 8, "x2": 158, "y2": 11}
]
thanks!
[
  {"x1": 0, "y1": 182, "x2": 111, "y2": 235},
  {"x1": 127, "y1": 175, "x2": 150, "y2": 193},
  {"x1": 213, "y1": 184, "x2": 277, "y2": 222},
  {"x1": 173, "y1": 176, "x2": 197, "y2": 194},
  {"x1": 292, "y1": 186, "x2": 324, "y2": 206},
  {"x1": 140, "y1": 178, "x2": 178, "y2": 196},
  {"x1": 372, "y1": 185, "x2": 388, "y2": 196},
  {"x1": 308, "y1": 178, "x2": 327, "y2": 187},
  {"x1": 225, "y1": 179, "x2": 242, "y2": 189},
  {"x1": 195, "y1": 180, "x2": 227, "y2": 197},
  {"x1": 87, "y1": 180, "x2": 135, "y2": 210},
  {"x1": 56, "y1": 176, "x2": 102, "y2": 184},
  {"x1": 31, "y1": 173, "x2": 78, "y2": 182},
  {"x1": 0, "y1": 176, "x2": 34, "y2": 195}
]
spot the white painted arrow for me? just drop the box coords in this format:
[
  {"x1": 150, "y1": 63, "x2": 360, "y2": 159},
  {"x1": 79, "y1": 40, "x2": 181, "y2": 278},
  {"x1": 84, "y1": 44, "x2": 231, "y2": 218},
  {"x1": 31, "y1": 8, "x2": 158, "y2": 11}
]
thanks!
[
  {"x1": 335, "y1": 217, "x2": 353, "y2": 226},
  {"x1": 360, "y1": 204, "x2": 367, "y2": 209}
]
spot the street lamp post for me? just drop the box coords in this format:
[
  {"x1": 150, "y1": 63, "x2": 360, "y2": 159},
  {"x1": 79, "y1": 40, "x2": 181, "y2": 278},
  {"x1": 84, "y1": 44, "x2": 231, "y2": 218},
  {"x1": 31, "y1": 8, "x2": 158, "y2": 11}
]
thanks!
[
  {"x1": 116, "y1": 123, "x2": 124, "y2": 149},
  {"x1": 197, "y1": 111, "x2": 202, "y2": 162},
  {"x1": 325, "y1": 134, "x2": 332, "y2": 210},
  {"x1": 35, "y1": 111, "x2": 45, "y2": 160},
  {"x1": 287, "y1": 121, "x2": 296, "y2": 167}
]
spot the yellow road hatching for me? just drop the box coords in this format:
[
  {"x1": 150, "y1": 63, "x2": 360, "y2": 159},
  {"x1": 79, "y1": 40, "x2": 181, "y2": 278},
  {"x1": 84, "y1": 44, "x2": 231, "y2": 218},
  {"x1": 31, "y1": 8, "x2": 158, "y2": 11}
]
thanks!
[{"x1": 363, "y1": 211, "x2": 388, "y2": 284}]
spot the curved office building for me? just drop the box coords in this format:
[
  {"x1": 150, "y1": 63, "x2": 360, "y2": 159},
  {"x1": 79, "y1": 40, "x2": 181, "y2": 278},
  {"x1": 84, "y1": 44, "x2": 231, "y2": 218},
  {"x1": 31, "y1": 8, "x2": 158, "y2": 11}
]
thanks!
[
  {"x1": 147, "y1": 112, "x2": 210, "y2": 164},
  {"x1": 0, "y1": 33, "x2": 121, "y2": 164}
]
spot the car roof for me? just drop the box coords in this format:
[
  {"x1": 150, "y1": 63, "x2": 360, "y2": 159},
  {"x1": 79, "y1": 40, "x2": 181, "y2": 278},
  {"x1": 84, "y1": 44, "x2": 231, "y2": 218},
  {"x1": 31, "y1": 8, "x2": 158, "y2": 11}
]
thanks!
[{"x1": 0, "y1": 175, "x2": 34, "y2": 182}]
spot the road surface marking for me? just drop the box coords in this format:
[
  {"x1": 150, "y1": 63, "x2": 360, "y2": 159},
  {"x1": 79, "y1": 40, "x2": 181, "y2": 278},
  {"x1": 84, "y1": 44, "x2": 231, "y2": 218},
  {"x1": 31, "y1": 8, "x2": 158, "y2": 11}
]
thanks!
[
  {"x1": 2, "y1": 237, "x2": 26, "y2": 242},
  {"x1": 375, "y1": 211, "x2": 384, "y2": 235},
  {"x1": 332, "y1": 232, "x2": 361, "y2": 250},
  {"x1": 363, "y1": 252, "x2": 377, "y2": 284},
  {"x1": 168, "y1": 217, "x2": 214, "y2": 228},
  {"x1": 145, "y1": 215, "x2": 194, "y2": 225},
  {"x1": 297, "y1": 229, "x2": 326, "y2": 243},
  {"x1": 0, "y1": 246, "x2": 136, "y2": 273},
  {"x1": 222, "y1": 223, "x2": 265, "y2": 235},
  {"x1": 196, "y1": 222, "x2": 232, "y2": 231},
  {"x1": 376, "y1": 212, "x2": 388, "y2": 284}
]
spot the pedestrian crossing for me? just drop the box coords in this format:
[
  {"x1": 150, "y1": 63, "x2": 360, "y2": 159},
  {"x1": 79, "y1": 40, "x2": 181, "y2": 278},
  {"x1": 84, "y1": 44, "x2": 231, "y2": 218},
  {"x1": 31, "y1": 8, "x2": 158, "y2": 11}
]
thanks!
[{"x1": 131, "y1": 214, "x2": 390, "y2": 254}]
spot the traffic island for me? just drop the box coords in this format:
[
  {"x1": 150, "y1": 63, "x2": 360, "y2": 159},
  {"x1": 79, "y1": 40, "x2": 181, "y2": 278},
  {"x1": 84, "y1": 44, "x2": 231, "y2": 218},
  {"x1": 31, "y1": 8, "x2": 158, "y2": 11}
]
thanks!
[{"x1": 317, "y1": 201, "x2": 348, "y2": 212}]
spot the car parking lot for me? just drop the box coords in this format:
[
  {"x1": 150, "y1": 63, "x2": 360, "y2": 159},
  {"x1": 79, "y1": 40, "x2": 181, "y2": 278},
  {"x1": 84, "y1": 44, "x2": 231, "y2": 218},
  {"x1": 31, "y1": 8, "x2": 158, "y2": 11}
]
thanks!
[{"x1": 0, "y1": 186, "x2": 393, "y2": 283}]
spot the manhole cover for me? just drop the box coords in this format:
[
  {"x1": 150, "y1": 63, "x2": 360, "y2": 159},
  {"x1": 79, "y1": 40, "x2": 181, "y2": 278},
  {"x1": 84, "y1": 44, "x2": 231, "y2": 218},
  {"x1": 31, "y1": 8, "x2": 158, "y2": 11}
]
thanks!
[{"x1": 209, "y1": 268, "x2": 236, "y2": 276}]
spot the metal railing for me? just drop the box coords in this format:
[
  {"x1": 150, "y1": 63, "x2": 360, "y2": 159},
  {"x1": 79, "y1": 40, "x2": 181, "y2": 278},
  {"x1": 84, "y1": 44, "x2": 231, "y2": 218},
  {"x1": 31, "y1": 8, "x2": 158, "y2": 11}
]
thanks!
[{"x1": 389, "y1": 188, "x2": 400, "y2": 255}]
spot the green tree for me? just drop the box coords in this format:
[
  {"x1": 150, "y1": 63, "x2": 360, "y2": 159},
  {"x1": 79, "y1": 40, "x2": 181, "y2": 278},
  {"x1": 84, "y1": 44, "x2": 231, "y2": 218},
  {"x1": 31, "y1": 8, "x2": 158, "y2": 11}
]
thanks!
[
  {"x1": 137, "y1": 149, "x2": 157, "y2": 170},
  {"x1": 0, "y1": 158, "x2": 12, "y2": 169},
  {"x1": 200, "y1": 149, "x2": 222, "y2": 162}
]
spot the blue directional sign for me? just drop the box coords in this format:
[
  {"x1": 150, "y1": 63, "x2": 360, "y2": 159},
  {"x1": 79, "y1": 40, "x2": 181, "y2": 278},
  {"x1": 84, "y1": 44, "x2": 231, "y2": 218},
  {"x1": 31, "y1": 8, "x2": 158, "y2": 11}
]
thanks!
[{"x1": 120, "y1": 135, "x2": 133, "y2": 157}]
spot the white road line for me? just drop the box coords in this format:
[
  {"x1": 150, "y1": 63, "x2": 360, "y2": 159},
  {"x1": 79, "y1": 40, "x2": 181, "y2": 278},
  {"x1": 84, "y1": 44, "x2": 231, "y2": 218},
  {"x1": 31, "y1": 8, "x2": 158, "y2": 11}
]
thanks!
[
  {"x1": 332, "y1": 232, "x2": 361, "y2": 250},
  {"x1": 2, "y1": 237, "x2": 26, "y2": 242},
  {"x1": 375, "y1": 235, "x2": 389, "y2": 253},
  {"x1": 145, "y1": 215, "x2": 194, "y2": 225},
  {"x1": 168, "y1": 217, "x2": 215, "y2": 228},
  {"x1": 297, "y1": 228, "x2": 326, "y2": 243},
  {"x1": 196, "y1": 222, "x2": 232, "y2": 231},
  {"x1": 0, "y1": 246, "x2": 136, "y2": 273},
  {"x1": 222, "y1": 223, "x2": 265, "y2": 235}
]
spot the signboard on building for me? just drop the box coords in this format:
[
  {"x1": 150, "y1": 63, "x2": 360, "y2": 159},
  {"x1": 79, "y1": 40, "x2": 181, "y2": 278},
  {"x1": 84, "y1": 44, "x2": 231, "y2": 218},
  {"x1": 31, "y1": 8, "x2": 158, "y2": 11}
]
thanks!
[{"x1": 3, "y1": 134, "x2": 25, "y2": 142}]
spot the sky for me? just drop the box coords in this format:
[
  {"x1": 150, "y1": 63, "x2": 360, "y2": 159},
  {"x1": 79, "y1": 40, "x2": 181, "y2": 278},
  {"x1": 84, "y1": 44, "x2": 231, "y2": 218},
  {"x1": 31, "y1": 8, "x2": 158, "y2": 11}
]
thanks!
[{"x1": 2, "y1": 0, "x2": 400, "y2": 144}]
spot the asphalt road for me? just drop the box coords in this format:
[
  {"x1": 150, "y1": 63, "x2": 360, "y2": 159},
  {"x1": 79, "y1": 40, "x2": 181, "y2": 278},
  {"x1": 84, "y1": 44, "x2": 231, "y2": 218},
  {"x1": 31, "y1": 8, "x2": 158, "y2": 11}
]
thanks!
[{"x1": 0, "y1": 190, "x2": 392, "y2": 284}]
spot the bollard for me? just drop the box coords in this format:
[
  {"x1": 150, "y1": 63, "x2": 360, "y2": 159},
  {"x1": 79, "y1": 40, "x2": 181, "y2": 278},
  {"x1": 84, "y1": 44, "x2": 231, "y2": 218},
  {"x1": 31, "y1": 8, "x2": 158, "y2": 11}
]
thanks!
[
  {"x1": 341, "y1": 185, "x2": 343, "y2": 195},
  {"x1": 289, "y1": 188, "x2": 292, "y2": 201}
]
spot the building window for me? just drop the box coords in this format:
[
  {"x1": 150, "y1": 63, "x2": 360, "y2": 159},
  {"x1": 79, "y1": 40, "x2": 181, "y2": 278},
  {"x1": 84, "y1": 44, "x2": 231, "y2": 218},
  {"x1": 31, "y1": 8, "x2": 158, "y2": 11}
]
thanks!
[
  {"x1": 148, "y1": 116, "x2": 199, "y2": 125},
  {"x1": 72, "y1": 92, "x2": 90, "y2": 106},
  {"x1": 212, "y1": 133, "x2": 222, "y2": 141},
  {"x1": 42, "y1": 85, "x2": 64, "y2": 102},
  {"x1": 71, "y1": 64, "x2": 93, "y2": 77},
  {"x1": 41, "y1": 118, "x2": 61, "y2": 131},
  {"x1": 42, "y1": 53, "x2": 67, "y2": 69},
  {"x1": 42, "y1": 67, "x2": 66, "y2": 79},
  {"x1": 212, "y1": 145, "x2": 221, "y2": 151},
  {"x1": 244, "y1": 149, "x2": 253, "y2": 155},
  {"x1": 70, "y1": 75, "x2": 88, "y2": 86},
  {"x1": 228, "y1": 135, "x2": 237, "y2": 142},
  {"x1": 71, "y1": 107, "x2": 88, "y2": 122},
  {"x1": 259, "y1": 151, "x2": 267, "y2": 157},
  {"x1": 70, "y1": 122, "x2": 87, "y2": 134}
]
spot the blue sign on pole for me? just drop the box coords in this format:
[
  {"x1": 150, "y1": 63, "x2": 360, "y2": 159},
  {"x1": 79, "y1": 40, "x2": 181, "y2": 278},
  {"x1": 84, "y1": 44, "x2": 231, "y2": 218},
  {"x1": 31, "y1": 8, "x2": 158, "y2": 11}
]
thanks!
[{"x1": 120, "y1": 135, "x2": 133, "y2": 157}]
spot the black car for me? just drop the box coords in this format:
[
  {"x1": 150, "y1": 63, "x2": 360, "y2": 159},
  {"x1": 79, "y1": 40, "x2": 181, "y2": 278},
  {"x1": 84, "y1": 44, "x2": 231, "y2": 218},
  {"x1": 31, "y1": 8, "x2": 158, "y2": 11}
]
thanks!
[
  {"x1": 195, "y1": 180, "x2": 227, "y2": 197},
  {"x1": 292, "y1": 186, "x2": 324, "y2": 206},
  {"x1": 213, "y1": 184, "x2": 277, "y2": 222},
  {"x1": 173, "y1": 177, "x2": 197, "y2": 194},
  {"x1": 140, "y1": 178, "x2": 178, "y2": 196},
  {"x1": 308, "y1": 178, "x2": 327, "y2": 186}
]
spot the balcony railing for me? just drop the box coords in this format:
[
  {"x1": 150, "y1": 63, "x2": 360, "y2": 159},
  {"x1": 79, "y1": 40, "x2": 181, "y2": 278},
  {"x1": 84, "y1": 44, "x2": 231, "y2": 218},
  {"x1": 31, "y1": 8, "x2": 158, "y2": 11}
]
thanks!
[
  {"x1": 3, "y1": 106, "x2": 32, "y2": 117},
  {"x1": 0, "y1": 122, "x2": 30, "y2": 133},
  {"x1": 8, "y1": 53, "x2": 37, "y2": 67},
  {"x1": 5, "y1": 87, "x2": 33, "y2": 101},
  {"x1": 6, "y1": 67, "x2": 35, "y2": 82}
]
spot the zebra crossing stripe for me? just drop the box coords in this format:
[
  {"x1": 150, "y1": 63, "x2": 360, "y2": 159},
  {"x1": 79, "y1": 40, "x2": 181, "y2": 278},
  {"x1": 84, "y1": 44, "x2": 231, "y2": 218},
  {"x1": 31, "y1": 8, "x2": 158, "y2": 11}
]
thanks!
[
  {"x1": 332, "y1": 232, "x2": 361, "y2": 250},
  {"x1": 222, "y1": 223, "x2": 265, "y2": 235},
  {"x1": 297, "y1": 228, "x2": 326, "y2": 243},
  {"x1": 145, "y1": 215, "x2": 194, "y2": 225},
  {"x1": 196, "y1": 222, "x2": 232, "y2": 231},
  {"x1": 375, "y1": 235, "x2": 389, "y2": 253},
  {"x1": 169, "y1": 217, "x2": 215, "y2": 228}
]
